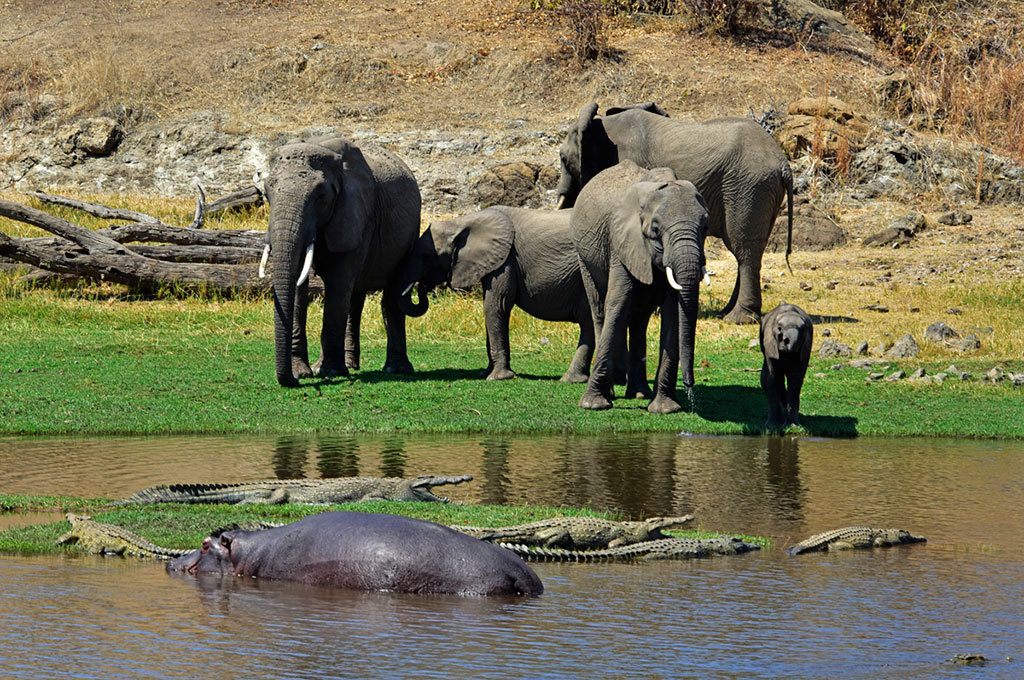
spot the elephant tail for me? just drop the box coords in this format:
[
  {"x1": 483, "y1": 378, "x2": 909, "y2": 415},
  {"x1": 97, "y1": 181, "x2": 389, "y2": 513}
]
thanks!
[{"x1": 783, "y1": 163, "x2": 794, "y2": 274}]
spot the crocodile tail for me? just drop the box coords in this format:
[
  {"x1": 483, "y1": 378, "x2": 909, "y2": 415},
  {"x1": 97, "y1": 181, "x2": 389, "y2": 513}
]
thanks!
[
  {"x1": 115, "y1": 482, "x2": 242, "y2": 505},
  {"x1": 497, "y1": 542, "x2": 613, "y2": 563}
]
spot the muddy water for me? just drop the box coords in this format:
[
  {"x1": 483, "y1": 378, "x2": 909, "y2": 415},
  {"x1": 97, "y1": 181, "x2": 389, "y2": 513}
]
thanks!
[{"x1": 1, "y1": 434, "x2": 1022, "y2": 679}]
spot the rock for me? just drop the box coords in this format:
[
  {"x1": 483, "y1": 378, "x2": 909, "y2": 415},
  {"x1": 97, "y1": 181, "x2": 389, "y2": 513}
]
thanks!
[
  {"x1": 862, "y1": 212, "x2": 924, "y2": 248},
  {"x1": 937, "y1": 210, "x2": 973, "y2": 225},
  {"x1": 909, "y1": 367, "x2": 927, "y2": 380},
  {"x1": 469, "y1": 161, "x2": 558, "y2": 208},
  {"x1": 871, "y1": 72, "x2": 914, "y2": 117},
  {"x1": 986, "y1": 366, "x2": 1005, "y2": 383},
  {"x1": 849, "y1": 358, "x2": 890, "y2": 370},
  {"x1": 754, "y1": 0, "x2": 877, "y2": 56},
  {"x1": 885, "y1": 334, "x2": 920, "y2": 359},
  {"x1": 818, "y1": 338, "x2": 851, "y2": 358},
  {"x1": 58, "y1": 117, "x2": 124, "y2": 157},
  {"x1": 924, "y1": 321, "x2": 959, "y2": 343},
  {"x1": 748, "y1": 338, "x2": 760, "y2": 350},
  {"x1": 944, "y1": 365, "x2": 971, "y2": 381},
  {"x1": 867, "y1": 372, "x2": 885, "y2": 381},
  {"x1": 799, "y1": 281, "x2": 812, "y2": 291},
  {"x1": 766, "y1": 197, "x2": 846, "y2": 252},
  {"x1": 853, "y1": 340, "x2": 869, "y2": 356},
  {"x1": 870, "y1": 343, "x2": 889, "y2": 356},
  {"x1": 946, "y1": 307, "x2": 963, "y2": 315},
  {"x1": 950, "y1": 333, "x2": 981, "y2": 353},
  {"x1": 821, "y1": 328, "x2": 831, "y2": 337},
  {"x1": 829, "y1": 363, "x2": 843, "y2": 370},
  {"x1": 864, "y1": 303, "x2": 889, "y2": 312},
  {"x1": 886, "y1": 369, "x2": 906, "y2": 381},
  {"x1": 948, "y1": 654, "x2": 986, "y2": 667},
  {"x1": 778, "y1": 96, "x2": 868, "y2": 160},
  {"x1": 1010, "y1": 373, "x2": 1024, "y2": 387},
  {"x1": 931, "y1": 372, "x2": 947, "y2": 384}
]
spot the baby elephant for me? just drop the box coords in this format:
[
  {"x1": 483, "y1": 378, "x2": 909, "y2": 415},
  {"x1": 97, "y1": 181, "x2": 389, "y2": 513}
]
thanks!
[
  {"x1": 759, "y1": 302, "x2": 813, "y2": 428},
  {"x1": 395, "y1": 206, "x2": 594, "y2": 382}
]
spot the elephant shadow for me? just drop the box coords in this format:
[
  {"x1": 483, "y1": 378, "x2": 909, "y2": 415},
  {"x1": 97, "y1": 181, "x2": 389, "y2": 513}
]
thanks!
[
  {"x1": 693, "y1": 384, "x2": 859, "y2": 438},
  {"x1": 343, "y1": 367, "x2": 498, "y2": 384}
]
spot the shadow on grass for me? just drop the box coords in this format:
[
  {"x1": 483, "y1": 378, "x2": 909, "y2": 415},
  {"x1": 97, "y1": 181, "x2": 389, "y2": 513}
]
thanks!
[{"x1": 693, "y1": 384, "x2": 859, "y2": 438}]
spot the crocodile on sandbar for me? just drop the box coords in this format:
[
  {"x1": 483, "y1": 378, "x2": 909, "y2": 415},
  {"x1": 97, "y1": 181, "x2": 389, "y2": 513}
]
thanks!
[
  {"x1": 449, "y1": 515, "x2": 695, "y2": 551},
  {"x1": 498, "y1": 536, "x2": 761, "y2": 562},
  {"x1": 115, "y1": 474, "x2": 473, "y2": 505},
  {"x1": 57, "y1": 513, "x2": 191, "y2": 559},
  {"x1": 787, "y1": 526, "x2": 927, "y2": 555}
]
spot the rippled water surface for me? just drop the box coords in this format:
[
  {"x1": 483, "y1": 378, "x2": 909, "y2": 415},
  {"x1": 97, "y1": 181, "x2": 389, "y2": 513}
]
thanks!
[{"x1": 1, "y1": 433, "x2": 1022, "y2": 679}]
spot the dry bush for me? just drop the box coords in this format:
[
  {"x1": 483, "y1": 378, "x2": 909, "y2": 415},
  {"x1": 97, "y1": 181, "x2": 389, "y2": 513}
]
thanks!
[
  {"x1": 677, "y1": 0, "x2": 755, "y2": 36},
  {"x1": 0, "y1": 52, "x2": 48, "y2": 122},
  {"x1": 555, "y1": 0, "x2": 604, "y2": 62}
]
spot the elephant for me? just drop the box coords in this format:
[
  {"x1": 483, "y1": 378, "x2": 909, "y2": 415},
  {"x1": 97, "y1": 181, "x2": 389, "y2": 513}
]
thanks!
[
  {"x1": 396, "y1": 206, "x2": 594, "y2": 382},
  {"x1": 259, "y1": 136, "x2": 420, "y2": 387},
  {"x1": 759, "y1": 302, "x2": 813, "y2": 428},
  {"x1": 555, "y1": 101, "x2": 793, "y2": 324},
  {"x1": 571, "y1": 160, "x2": 709, "y2": 414}
]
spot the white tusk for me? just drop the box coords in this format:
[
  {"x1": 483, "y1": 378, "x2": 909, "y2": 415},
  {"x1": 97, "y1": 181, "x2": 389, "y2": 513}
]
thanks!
[
  {"x1": 258, "y1": 245, "x2": 270, "y2": 279},
  {"x1": 555, "y1": 194, "x2": 565, "y2": 210},
  {"x1": 666, "y1": 266, "x2": 684, "y2": 291},
  {"x1": 401, "y1": 282, "x2": 416, "y2": 297},
  {"x1": 296, "y1": 243, "x2": 314, "y2": 287},
  {"x1": 702, "y1": 266, "x2": 710, "y2": 286}
]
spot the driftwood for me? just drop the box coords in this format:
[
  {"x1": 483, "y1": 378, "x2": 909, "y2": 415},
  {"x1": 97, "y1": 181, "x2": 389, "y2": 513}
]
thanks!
[{"x1": 0, "y1": 186, "x2": 296, "y2": 294}]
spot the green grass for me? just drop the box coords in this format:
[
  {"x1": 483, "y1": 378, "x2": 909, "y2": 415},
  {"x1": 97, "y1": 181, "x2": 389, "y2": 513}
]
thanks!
[
  {"x1": 1, "y1": 279, "x2": 1022, "y2": 438},
  {"x1": 0, "y1": 494, "x2": 769, "y2": 554}
]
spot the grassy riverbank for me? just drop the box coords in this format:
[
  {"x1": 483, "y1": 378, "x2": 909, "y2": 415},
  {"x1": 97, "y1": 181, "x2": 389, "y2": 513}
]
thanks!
[
  {"x1": 2, "y1": 272, "x2": 1023, "y2": 438},
  {"x1": 0, "y1": 494, "x2": 767, "y2": 555}
]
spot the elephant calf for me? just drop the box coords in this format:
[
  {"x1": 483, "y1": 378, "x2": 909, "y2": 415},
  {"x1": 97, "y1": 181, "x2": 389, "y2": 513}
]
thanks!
[
  {"x1": 759, "y1": 302, "x2": 813, "y2": 429},
  {"x1": 396, "y1": 206, "x2": 594, "y2": 382}
]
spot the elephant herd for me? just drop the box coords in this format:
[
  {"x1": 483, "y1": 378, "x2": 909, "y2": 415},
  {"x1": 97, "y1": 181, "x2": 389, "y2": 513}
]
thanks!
[{"x1": 259, "y1": 101, "x2": 799, "y2": 417}]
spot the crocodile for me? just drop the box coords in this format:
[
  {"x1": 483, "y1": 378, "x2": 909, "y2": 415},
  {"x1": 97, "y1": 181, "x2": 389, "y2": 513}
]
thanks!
[
  {"x1": 498, "y1": 536, "x2": 761, "y2": 562},
  {"x1": 115, "y1": 474, "x2": 473, "y2": 506},
  {"x1": 787, "y1": 526, "x2": 927, "y2": 555},
  {"x1": 57, "y1": 513, "x2": 191, "y2": 559},
  {"x1": 449, "y1": 515, "x2": 695, "y2": 551}
]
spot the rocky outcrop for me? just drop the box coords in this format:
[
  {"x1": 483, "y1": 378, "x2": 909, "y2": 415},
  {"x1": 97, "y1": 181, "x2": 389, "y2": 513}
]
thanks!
[
  {"x1": 468, "y1": 161, "x2": 559, "y2": 208},
  {"x1": 778, "y1": 96, "x2": 868, "y2": 160}
]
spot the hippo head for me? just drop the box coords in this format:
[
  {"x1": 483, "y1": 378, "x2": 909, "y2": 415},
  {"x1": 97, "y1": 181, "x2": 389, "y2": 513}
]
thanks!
[{"x1": 166, "y1": 531, "x2": 236, "y2": 575}]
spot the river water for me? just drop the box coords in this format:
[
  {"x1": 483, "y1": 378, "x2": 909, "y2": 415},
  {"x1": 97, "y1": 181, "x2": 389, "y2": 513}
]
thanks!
[{"x1": 0, "y1": 433, "x2": 1022, "y2": 679}]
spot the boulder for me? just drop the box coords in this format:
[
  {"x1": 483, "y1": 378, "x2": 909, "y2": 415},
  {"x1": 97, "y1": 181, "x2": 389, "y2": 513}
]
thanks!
[
  {"x1": 469, "y1": 161, "x2": 558, "y2": 208},
  {"x1": 871, "y1": 72, "x2": 915, "y2": 117},
  {"x1": 817, "y1": 338, "x2": 851, "y2": 358},
  {"x1": 925, "y1": 321, "x2": 958, "y2": 343},
  {"x1": 766, "y1": 196, "x2": 846, "y2": 252},
  {"x1": 58, "y1": 117, "x2": 124, "y2": 157},
  {"x1": 885, "y1": 334, "x2": 920, "y2": 359},
  {"x1": 778, "y1": 96, "x2": 868, "y2": 161},
  {"x1": 754, "y1": 0, "x2": 877, "y2": 56}
]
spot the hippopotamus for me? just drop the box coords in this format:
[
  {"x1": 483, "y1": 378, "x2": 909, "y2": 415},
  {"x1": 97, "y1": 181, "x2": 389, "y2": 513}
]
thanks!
[{"x1": 167, "y1": 511, "x2": 543, "y2": 597}]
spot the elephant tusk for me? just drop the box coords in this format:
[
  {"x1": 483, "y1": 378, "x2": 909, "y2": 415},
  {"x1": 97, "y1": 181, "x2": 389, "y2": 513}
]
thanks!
[
  {"x1": 258, "y1": 245, "x2": 270, "y2": 279},
  {"x1": 296, "y1": 243, "x2": 314, "y2": 287},
  {"x1": 401, "y1": 282, "x2": 416, "y2": 297},
  {"x1": 555, "y1": 194, "x2": 565, "y2": 210},
  {"x1": 703, "y1": 266, "x2": 711, "y2": 286},
  {"x1": 666, "y1": 266, "x2": 684, "y2": 291}
]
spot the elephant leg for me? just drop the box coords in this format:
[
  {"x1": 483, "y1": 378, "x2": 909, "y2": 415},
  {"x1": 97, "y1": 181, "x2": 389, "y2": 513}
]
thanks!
[
  {"x1": 316, "y1": 260, "x2": 357, "y2": 378},
  {"x1": 482, "y1": 272, "x2": 515, "y2": 380},
  {"x1": 580, "y1": 266, "x2": 633, "y2": 410},
  {"x1": 624, "y1": 306, "x2": 654, "y2": 400},
  {"x1": 345, "y1": 291, "x2": 365, "y2": 370},
  {"x1": 291, "y1": 280, "x2": 314, "y2": 379},
  {"x1": 560, "y1": 314, "x2": 593, "y2": 383},
  {"x1": 648, "y1": 289, "x2": 682, "y2": 414},
  {"x1": 784, "y1": 364, "x2": 807, "y2": 427},
  {"x1": 760, "y1": 360, "x2": 786, "y2": 428},
  {"x1": 381, "y1": 285, "x2": 414, "y2": 374},
  {"x1": 720, "y1": 245, "x2": 763, "y2": 324}
]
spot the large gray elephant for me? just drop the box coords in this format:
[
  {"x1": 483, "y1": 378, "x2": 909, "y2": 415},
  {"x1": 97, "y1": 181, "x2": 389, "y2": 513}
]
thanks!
[
  {"x1": 396, "y1": 206, "x2": 594, "y2": 382},
  {"x1": 556, "y1": 101, "x2": 793, "y2": 324},
  {"x1": 572, "y1": 160, "x2": 708, "y2": 414},
  {"x1": 260, "y1": 136, "x2": 420, "y2": 387}
]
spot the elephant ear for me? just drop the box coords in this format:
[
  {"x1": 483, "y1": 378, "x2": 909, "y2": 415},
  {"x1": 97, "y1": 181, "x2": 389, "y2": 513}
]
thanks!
[
  {"x1": 448, "y1": 208, "x2": 515, "y2": 290},
  {"x1": 325, "y1": 140, "x2": 375, "y2": 253},
  {"x1": 797, "y1": 309, "x2": 814, "y2": 366},
  {"x1": 605, "y1": 102, "x2": 669, "y2": 118},
  {"x1": 760, "y1": 307, "x2": 780, "y2": 361},
  {"x1": 576, "y1": 101, "x2": 617, "y2": 187},
  {"x1": 612, "y1": 183, "x2": 656, "y2": 286}
]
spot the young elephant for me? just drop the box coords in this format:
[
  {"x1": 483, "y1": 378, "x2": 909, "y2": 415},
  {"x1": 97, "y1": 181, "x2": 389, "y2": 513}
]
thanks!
[
  {"x1": 396, "y1": 206, "x2": 595, "y2": 382},
  {"x1": 759, "y1": 302, "x2": 814, "y2": 428}
]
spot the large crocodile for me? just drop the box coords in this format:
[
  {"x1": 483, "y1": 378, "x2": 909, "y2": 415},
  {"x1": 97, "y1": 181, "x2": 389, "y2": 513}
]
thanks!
[
  {"x1": 787, "y1": 526, "x2": 927, "y2": 555},
  {"x1": 57, "y1": 513, "x2": 191, "y2": 559},
  {"x1": 498, "y1": 536, "x2": 761, "y2": 562},
  {"x1": 450, "y1": 515, "x2": 695, "y2": 551},
  {"x1": 116, "y1": 474, "x2": 473, "y2": 505}
]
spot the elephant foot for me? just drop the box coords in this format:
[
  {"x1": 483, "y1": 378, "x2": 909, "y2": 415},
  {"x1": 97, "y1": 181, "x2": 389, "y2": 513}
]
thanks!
[
  {"x1": 383, "y1": 358, "x2": 414, "y2": 374},
  {"x1": 579, "y1": 389, "x2": 613, "y2": 411},
  {"x1": 559, "y1": 369, "x2": 589, "y2": 384},
  {"x1": 719, "y1": 307, "x2": 761, "y2": 324},
  {"x1": 486, "y1": 367, "x2": 516, "y2": 381},
  {"x1": 276, "y1": 372, "x2": 300, "y2": 388},
  {"x1": 647, "y1": 394, "x2": 683, "y2": 414},
  {"x1": 316, "y1": 361, "x2": 350, "y2": 379},
  {"x1": 345, "y1": 353, "x2": 361, "y2": 371},
  {"x1": 624, "y1": 380, "x2": 654, "y2": 400},
  {"x1": 292, "y1": 359, "x2": 314, "y2": 380}
]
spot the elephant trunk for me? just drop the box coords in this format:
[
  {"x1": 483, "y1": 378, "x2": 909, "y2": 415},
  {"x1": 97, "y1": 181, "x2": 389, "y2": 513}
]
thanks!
[
  {"x1": 268, "y1": 200, "x2": 312, "y2": 387},
  {"x1": 667, "y1": 249, "x2": 702, "y2": 390},
  {"x1": 400, "y1": 282, "x2": 430, "y2": 317},
  {"x1": 395, "y1": 254, "x2": 430, "y2": 318}
]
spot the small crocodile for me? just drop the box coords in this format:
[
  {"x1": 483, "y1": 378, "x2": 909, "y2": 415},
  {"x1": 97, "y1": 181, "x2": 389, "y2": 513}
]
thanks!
[
  {"x1": 57, "y1": 513, "x2": 190, "y2": 559},
  {"x1": 787, "y1": 526, "x2": 927, "y2": 555},
  {"x1": 498, "y1": 536, "x2": 761, "y2": 562},
  {"x1": 115, "y1": 474, "x2": 473, "y2": 506},
  {"x1": 450, "y1": 515, "x2": 695, "y2": 551}
]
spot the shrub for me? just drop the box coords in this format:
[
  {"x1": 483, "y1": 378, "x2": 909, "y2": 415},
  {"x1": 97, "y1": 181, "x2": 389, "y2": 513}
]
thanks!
[{"x1": 677, "y1": 0, "x2": 754, "y2": 36}]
